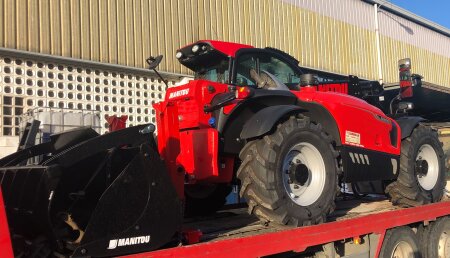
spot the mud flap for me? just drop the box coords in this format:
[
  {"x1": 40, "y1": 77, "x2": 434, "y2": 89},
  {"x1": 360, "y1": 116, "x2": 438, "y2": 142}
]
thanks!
[{"x1": 72, "y1": 144, "x2": 182, "y2": 257}]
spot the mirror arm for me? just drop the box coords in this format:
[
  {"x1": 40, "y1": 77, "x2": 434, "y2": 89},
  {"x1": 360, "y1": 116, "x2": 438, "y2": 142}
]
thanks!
[{"x1": 152, "y1": 68, "x2": 169, "y2": 89}]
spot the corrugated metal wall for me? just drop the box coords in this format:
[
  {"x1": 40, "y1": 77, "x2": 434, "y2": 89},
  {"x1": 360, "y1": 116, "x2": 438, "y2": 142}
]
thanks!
[{"x1": 0, "y1": 0, "x2": 449, "y2": 86}]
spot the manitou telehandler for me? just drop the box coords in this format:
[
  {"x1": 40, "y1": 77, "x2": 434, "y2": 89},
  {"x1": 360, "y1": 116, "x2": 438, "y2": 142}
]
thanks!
[{"x1": 0, "y1": 40, "x2": 446, "y2": 257}]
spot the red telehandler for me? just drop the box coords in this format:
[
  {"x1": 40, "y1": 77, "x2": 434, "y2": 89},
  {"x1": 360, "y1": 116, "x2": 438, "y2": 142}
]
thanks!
[{"x1": 0, "y1": 40, "x2": 447, "y2": 257}]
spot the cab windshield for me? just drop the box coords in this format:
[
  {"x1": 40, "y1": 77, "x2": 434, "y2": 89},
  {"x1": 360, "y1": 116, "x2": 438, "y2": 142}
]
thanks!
[{"x1": 194, "y1": 58, "x2": 230, "y2": 84}]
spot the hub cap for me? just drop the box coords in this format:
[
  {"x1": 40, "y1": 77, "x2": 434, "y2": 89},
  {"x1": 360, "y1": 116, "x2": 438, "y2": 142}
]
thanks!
[
  {"x1": 416, "y1": 144, "x2": 439, "y2": 191},
  {"x1": 390, "y1": 241, "x2": 415, "y2": 258},
  {"x1": 438, "y1": 227, "x2": 449, "y2": 258},
  {"x1": 282, "y1": 142, "x2": 326, "y2": 206}
]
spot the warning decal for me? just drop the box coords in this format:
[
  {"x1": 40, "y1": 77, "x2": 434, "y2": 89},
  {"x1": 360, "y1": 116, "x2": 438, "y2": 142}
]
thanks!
[{"x1": 345, "y1": 130, "x2": 362, "y2": 147}]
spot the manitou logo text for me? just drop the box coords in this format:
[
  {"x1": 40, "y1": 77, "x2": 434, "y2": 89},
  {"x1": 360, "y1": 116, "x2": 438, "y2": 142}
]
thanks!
[
  {"x1": 169, "y1": 89, "x2": 189, "y2": 99},
  {"x1": 107, "y1": 235, "x2": 150, "y2": 249}
]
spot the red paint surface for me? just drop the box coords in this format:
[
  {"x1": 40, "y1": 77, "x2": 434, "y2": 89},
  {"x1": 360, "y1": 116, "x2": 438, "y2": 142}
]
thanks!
[
  {"x1": 294, "y1": 88, "x2": 401, "y2": 155},
  {"x1": 106, "y1": 115, "x2": 128, "y2": 131},
  {"x1": 0, "y1": 189, "x2": 14, "y2": 258},
  {"x1": 153, "y1": 80, "x2": 234, "y2": 196},
  {"x1": 317, "y1": 82, "x2": 349, "y2": 94},
  {"x1": 400, "y1": 80, "x2": 413, "y2": 98}
]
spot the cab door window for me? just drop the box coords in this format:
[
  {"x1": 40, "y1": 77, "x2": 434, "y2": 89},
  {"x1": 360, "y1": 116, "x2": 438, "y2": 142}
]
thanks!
[
  {"x1": 259, "y1": 55, "x2": 301, "y2": 88},
  {"x1": 234, "y1": 52, "x2": 301, "y2": 90},
  {"x1": 234, "y1": 54, "x2": 257, "y2": 86}
]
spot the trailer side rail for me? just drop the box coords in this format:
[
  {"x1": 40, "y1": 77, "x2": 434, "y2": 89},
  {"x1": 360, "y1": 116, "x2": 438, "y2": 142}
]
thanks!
[{"x1": 123, "y1": 201, "x2": 450, "y2": 258}]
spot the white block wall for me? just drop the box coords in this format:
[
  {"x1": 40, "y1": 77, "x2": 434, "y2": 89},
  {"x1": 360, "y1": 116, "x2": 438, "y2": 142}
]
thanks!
[{"x1": 0, "y1": 55, "x2": 183, "y2": 138}]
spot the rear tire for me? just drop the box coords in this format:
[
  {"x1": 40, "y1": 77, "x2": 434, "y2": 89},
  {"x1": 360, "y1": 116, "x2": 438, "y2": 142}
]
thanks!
[
  {"x1": 237, "y1": 115, "x2": 339, "y2": 226},
  {"x1": 386, "y1": 125, "x2": 446, "y2": 207},
  {"x1": 379, "y1": 227, "x2": 421, "y2": 258},
  {"x1": 184, "y1": 184, "x2": 232, "y2": 217}
]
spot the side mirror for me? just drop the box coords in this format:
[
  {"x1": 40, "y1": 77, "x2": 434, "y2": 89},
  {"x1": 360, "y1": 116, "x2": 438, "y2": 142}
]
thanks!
[
  {"x1": 146, "y1": 55, "x2": 163, "y2": 70},
  {"x1": 397, "y1": 101, "x2": 414, "y2": 113}
]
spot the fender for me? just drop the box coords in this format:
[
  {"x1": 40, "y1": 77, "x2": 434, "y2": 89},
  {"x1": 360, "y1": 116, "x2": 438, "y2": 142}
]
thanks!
[
  {"x1": 240, "y1": 103, "x2": 342, "y2": 146},
  {"x1": 218, "y1": 90, "x2": 298, "y2": 154},
  {"x1": 240, "y1": 105, "x2": 304, "y2": 139},
  {"x1": 396, "y1": 116, "x2": 426, "y2": 139}
]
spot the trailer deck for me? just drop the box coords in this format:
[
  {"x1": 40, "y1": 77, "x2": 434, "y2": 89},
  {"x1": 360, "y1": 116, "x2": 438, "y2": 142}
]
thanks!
[
  {"x1": 123, "y1": 196, "x2": 450, "y2": 258},
  {"x1": 183, "y1": 196, "x2": 394, "y2": 243}
]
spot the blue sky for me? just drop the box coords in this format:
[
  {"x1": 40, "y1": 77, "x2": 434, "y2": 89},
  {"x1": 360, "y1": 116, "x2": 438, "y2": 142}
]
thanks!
[{"x1": 390, "y1": 0, "x2": 450, "y2": 29}]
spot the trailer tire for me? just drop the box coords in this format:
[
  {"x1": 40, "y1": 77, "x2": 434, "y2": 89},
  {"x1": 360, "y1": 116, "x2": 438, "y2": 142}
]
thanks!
[
  {"x1": 237, "y1": 115, "x2": 339, "y2": 226},
  {"x1": 379, "y1": 227, "x2": 421, "y2": 258},
  {"x1": 418, "y1": 217, "x2": 450, "y2": 258},
  {"x1": 184, "y1": 184, "x2": 232, "y2": 217},
  {"x1": 386, "y1": 125, "x2": 446, "y2": 207}
]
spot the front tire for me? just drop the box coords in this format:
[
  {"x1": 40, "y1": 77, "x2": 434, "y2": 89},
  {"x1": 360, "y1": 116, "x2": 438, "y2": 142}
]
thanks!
[
  {"x1": 237, "y1": 115, "x2": 339, "y2": 226},
  {"x1": 386, "y1": 125, "x2": 446, "y2": 206}
]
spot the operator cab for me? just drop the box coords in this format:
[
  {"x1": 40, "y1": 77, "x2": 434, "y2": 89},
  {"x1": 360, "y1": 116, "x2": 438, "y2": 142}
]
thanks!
[
  {"x1": 175, "y1": 40, "x2": 350, "y2": 92},
  {"x1": 176, "y1": 40, "x2": 304, "y2": 90}
]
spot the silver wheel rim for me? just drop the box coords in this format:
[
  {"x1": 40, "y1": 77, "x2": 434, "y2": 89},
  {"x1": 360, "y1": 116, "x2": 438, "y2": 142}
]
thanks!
[
  {"x1": 282, "y1": 142, "x2": 326, "y2": 206},
  {"x1": 416, "y1": 144, "x2": 439, "y2": 191},
  {"x1": 391, "y1": 240, "x2": 415, "y2": 258},
  {"x1": 438, "y1": 227, "x2": 449, "y2": 258}
]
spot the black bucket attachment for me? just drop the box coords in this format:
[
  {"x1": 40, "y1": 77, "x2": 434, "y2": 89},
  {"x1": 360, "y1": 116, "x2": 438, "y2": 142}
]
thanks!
[{"x1": 0, "y1": 124, "x2": 182, "y2": 257}]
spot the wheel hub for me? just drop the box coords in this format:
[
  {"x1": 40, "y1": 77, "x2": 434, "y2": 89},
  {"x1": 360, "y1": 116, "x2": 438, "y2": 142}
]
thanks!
[
  {"x1": 415, "y1": 159, "x2": 429, "y2": 177},
  {"x1": 289, "y1": 162, "x2": 310, "y2": 186}
]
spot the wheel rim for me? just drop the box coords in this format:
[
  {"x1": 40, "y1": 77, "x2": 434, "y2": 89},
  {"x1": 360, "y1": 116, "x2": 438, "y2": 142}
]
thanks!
[
  {"x1": 391, "y1": 240, "x2": 415, "y2": 258},
  {"x1": 438, "y1": 228, "x2": 449, "y2": 258},
  {"x1": 416, "y1": 144, "x2": 439, "y2": 191},
  {"x1": 282, "y1": 142, "x2": 326, "y2": 206}
]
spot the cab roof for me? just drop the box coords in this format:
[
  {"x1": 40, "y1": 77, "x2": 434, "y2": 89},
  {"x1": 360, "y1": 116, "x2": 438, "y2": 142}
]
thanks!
[{"x1": 178, "y1": 40, "x2": 254, "y2": 57}]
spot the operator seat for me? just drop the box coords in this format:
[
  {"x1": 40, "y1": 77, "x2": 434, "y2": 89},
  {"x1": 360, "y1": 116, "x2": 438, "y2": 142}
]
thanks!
[{"x1": 249, "y1": 69, "x2": 290, "y2": 91}]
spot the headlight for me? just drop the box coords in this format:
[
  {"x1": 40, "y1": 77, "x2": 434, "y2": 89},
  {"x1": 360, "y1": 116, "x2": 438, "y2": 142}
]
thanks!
[
  {"x1": 192, "y1": 44, "x2": 200, "y2": 53},
  {"x1": 175, "y1": 51, "x2": 183, "y2": 59}
]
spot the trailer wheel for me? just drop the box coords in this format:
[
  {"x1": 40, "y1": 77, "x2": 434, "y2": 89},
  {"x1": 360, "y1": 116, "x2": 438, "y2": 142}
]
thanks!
[
  {"x1": 184, "y1": 184, "x2": 232, "y2": 217},
  {"x1": 237, "y1": 115, "x2": 339, "y2": 226},
  {"x1": 386, "y1": 125, "x2": 446, "y2": 206},
  {"x1": 418, "y1": 217, "x2": 450, "y2": 258},
  {"x1": 379, "y1": 227, "x2": 420, "y2": 258}
]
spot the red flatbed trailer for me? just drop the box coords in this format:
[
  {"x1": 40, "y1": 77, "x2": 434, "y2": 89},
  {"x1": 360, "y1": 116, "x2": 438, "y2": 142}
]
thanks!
[
  {"x1": 0, "y1": 188, "x2": 450, "y2": 258},
  {"x1": 128, "y1": 197, "x2": 449, "y2": 258},
  {"x1": 0, "y1": 189, "x2": 448, "y2": 258}
]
